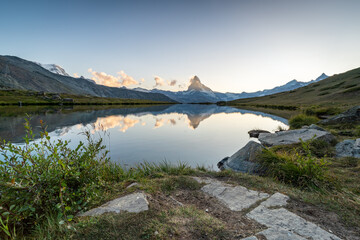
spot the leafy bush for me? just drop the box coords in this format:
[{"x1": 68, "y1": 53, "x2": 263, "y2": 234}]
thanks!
[
  {"x1": 0, "y1": 119, "x2": 122, "y2": 237},
  {"x1": 289, "y1": 114, "x2": 319, "y2": 129},
  {"x1": 258, "y1": 139, "x2": 330, "y2": 189}
]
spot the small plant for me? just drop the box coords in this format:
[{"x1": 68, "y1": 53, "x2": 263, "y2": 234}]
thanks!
[
  {"x1": 289, "y1": 114, "x2": 319, "y2": 129},
  {"x1": 258, "y1": 139, "x2": 330, "y2": 189}
]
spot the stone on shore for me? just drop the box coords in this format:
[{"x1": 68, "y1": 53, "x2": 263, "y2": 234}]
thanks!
[
  {"x1": 258, "y1": 128, "x2": 335, "y2": 147},
  {"x1": 320, "y1": 106, "x2": 360, "y2": 125},
  {"x1": 78, "y1": 192, "x2": 149, "y2": 217},
  {"x1": 218, "y1": 141, "x2": 264, "y2": 173},
  {"x1": 335, "y1": 138, "x2": 360, "y2": 158},
  {"x1": 248, "y1": 129, "x2": 270, "y2": 138}
]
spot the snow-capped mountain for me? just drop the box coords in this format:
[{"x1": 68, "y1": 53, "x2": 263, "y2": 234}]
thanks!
[
  {"x1": 35, "y1": 62, "x2": 70, "y2": 76},
  {"x1": 133, "y1": 74, "x2": 329, "y2": 103}
]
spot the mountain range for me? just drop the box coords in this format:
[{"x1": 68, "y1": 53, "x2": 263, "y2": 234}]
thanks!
[
  {"x1": 0, "y1": 55, "x2": 328, "y2": 103},
  {"x1": 134, "y1": 74, "x2": 328, "y2": 103},
  {"x1": 0, "y1": 56, "x2": 175, "y2": 102}
]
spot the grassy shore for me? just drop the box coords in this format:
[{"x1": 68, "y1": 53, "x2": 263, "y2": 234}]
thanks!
[
  {"x1": 0, "y1": 89, "x2": 174, "y2": 106},
  {"x1": 0, "y1": 115, "x2": 359, "y2": 239}
]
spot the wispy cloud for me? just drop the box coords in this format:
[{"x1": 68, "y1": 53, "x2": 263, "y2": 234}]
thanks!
[
  {"x1": 154, "y1": 76, "x2": 178, "y2": 88},
  {"x1": 88, "y1": 68, "x2": 140, "y2": 87},
  {"x1": 168, "y1": 80, "x2": 177, "y2": 86},
  {"x1": 73, "y1": 73, "x2": 80, "y2": 78},
  {"x1": 154, "y1": 76, "x2": 165, "y2": 87}
]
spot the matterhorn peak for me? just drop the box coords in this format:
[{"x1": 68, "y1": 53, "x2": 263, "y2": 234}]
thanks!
[{"x1": 187, "y1": 75, "x2": 212, "y2": 92}]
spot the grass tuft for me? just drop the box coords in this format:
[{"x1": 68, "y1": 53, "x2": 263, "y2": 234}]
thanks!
[{"x1": 289, "y1": 114, "x2": 319, "y2": 129}]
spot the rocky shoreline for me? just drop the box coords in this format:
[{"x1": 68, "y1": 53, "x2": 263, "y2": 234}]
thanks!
[{"x1": 218, "y1": 106, "x2": 360, "y2": 174}]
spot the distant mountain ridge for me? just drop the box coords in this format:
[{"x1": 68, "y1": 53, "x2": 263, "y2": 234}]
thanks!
[
  {"x1": 134, "y1": 73, "x2": 328, "y2": 103},
  {"x1": 0, "y1": 55, "x2": 330, "y2": 104},
  {"x1": 0, "y1": 55, "x2": 175, "y2": 102}
]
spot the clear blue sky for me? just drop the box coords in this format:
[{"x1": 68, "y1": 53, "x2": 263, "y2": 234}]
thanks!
[{"x1": 1, "y1": 0, "x2": 359, "y2": 92}]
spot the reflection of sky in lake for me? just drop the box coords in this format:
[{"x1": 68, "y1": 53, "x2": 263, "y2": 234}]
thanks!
[{"x1": 38, "y1": 109, "x2": 288, "y2": 170}]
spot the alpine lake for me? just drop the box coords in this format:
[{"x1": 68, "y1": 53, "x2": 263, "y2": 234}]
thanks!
[{"x1": 0, "y1": 104, "x2": 289, "y2": 170}]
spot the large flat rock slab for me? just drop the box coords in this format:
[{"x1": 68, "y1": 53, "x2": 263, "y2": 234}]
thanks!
[
  {"x1": 246, "y1": 205, "x2": 341, "y2": 240},
  {"x1": 193, "y1": 177, "x2": 269, "y2": 211},
  {"x1": 78, "y1": 192, "x2": 149, "y2": 217},
  {"x1": 258, "y1": 129, "x2": 335, "y2": 147}
]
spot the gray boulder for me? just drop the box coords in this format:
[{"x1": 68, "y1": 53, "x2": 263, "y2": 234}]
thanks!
[
  {"x1": 335, "y1": 138, "x2": 360, "y2": 158},
  {"x1": 309, "y1": 124, "x2": 326, "y2": 131},
  {"x1": 258, "y1": 129, "x2": 335, "y2": 147},
  {"x1": 78, "y1": 192, "x2": 149, "y2": 217},
  {"x1": 320, "y1": 106, "x2": 360, "y2": 125},
  {"x1": 219, "y1": 141, "x2": 264, "y2": 173},
  {"x1": 248, "y1": 129, "x2": 270, "y2": 138}
]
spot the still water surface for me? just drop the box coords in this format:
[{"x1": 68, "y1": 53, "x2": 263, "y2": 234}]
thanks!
[{"x1": 0, "y1": 104, "x2": 288, "y2": 169}]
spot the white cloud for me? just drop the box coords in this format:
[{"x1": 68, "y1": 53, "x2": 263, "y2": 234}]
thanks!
[
  {"x1": 88, "y1": 68, "x2": 140, "y2": 87},
  {"x1": 154, "y1": 76, "x2": 165, "y2": 87},
  {"x1": 154, "y1": 76, "x2": 178, "y2": 88}
]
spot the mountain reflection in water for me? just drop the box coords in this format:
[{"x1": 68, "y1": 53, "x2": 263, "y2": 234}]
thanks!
[{"x1": 0, "y1": 104, "x2": 288, "y2": 169}]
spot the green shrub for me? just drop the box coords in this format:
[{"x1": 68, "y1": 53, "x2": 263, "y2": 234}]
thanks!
[
  {"x1": 0, "y1": 119, "x2": 122, "y2": 237},
  {"x1": 258, "y1": 139, "x2": 330, "y2": 189},
  {"x1": 289, "y1": 114, "x2": 319, "y2": 129}
]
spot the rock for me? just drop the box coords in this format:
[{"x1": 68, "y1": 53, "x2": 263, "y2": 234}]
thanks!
[
  {"x1": 63, "y1": 98, "x2": 74, "y2": 103},
  {"x1": 126, "y1": 182, "x2": 139, "y2": 189},
  {"x1": 258, "y1": 129, "x2": 335, "y2": 147},
  {"x1": 320, "y1": 106, "x2": 360, "y2": 125},
  {"x1": 260, "y1": 192, "x2": 289, "y2": 208},
  {"x1": 248, "y1": 129, "x2": 270, "y2": 138},
  {"x1": 309, "y1": 124, "x2": 326, "y2": 131},
  {"x1": 193, "y1": 177, "x2": 269, "y2": 211},
  {"x1": 335, "y1": 138, "x2": 360, "y2": 158},
  {"x1": 219, "y1": 141, "x2": 264, "y2": 173},
  {"x1": 51, "y1": 94, "x2": 61, "y2": 100},
  {"x1": 78, "y1": 192, "x2": 148, "y2": 217},
  {"x1": 247, "y1": 206, "x2": 341, "y2": 240},
  {"x1": 217, "y1": 157, "x2": 229, "y2": 170}
]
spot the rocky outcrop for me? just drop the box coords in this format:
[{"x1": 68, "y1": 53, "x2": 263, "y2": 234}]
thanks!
[
  {"x1": 335, "y1": 138, "x2": 360, "y2": 158},
  {"x1": 78, "y1": 192, "x2": 149, "y2": 217},
  {"x1": 320, "y1": 106, "x2": 360, "y2": 125},
  {"x1": 248, "y1": 129, "x2": 270, "y2": 138},
  {"x1": 258, "y1": 129, "x2": 335, "y2": 147},
  {"x1": 218, "y1": 141, "x2": 264, "y2": 173}
]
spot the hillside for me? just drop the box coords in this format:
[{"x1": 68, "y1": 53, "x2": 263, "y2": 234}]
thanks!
[
  {"x1": 0, "y1": 56, "x2": 175, "y2": 102},
  {"x1": 0, "y1": 89, "x2": 173, "y2": 106},
  {"x1": 228, "y1": 67, "x2": 360, "y2": 108}
]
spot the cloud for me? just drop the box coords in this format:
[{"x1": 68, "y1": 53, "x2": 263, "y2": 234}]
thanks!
[
  {"x1": 118, "y1": 71, "x2": 139, "y2": 87},
  {"x1": 154, "y1": 76, "x2": 179, "y2": 88},
  {"x1": 88, "y1": 68, "x2": 140, "y2": 87},
  {"x1": 73, "y1": 73, "x2": 80, "y2": 78},
  {"x1": 169, "y1": 119, "x2": 176, "y2": 125},
  {"x1": 92, "y1": 116, "x2": 141, "y2": 133},
  {"x1": 168, "y1": 80, "x2": 177, "y2": 86},
  {"x1": 154, "y1": 76, "x2": 165, "y2": 87}
]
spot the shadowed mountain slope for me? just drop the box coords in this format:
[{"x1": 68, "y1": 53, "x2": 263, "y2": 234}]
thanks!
[{"x1": 0, "y1": 56, "x2": 175, "y2": 102}]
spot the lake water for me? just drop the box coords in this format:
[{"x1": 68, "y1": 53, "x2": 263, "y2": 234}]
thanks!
[{"x1": 0, "y1": 104, "x2": 288, "y2": 170}]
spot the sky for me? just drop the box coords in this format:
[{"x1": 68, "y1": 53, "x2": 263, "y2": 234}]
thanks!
[{"x1": 1, "y1": 0, "x2": 360, "y2": 92}]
